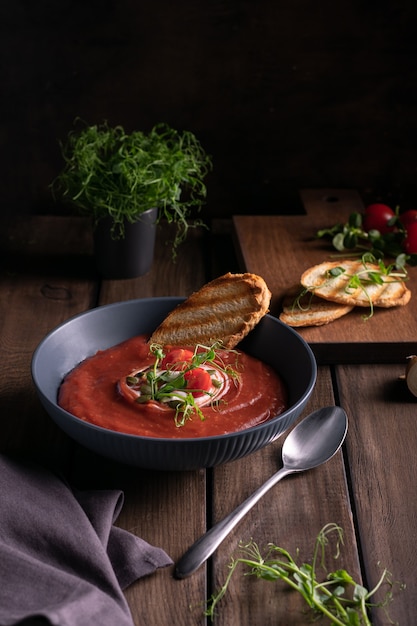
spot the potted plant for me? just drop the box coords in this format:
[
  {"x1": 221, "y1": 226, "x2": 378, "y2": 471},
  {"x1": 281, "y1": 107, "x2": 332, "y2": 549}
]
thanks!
[{"x1": 51, "y1": 120, "x2": 212, "y2": 278}]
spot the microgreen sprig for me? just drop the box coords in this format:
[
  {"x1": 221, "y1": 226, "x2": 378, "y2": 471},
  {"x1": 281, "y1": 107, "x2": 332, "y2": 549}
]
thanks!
[
  {"x1": 205, "y1": 523, "x2": 403, "y2": 624},
  {"x1": 127, "y1": 342, "x2": 239, "y2": 427}
]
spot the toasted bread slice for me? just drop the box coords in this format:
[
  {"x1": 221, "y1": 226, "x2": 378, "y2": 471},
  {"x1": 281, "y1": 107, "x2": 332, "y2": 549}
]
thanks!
[
  {"x1": 301, "y1": 260, "x2": 411, "y2": 308},
  {"x1": 279, "y1": 285, "x2": 354, "y2": 327},
  {"x1": 149, "y1": 272, "x2": 271, "y2": 349}
]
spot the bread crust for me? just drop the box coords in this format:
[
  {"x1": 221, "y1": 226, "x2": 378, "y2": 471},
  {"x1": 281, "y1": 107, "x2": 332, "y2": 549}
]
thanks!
[
  {"x1": 279, "y1": 286, "x2": 354, "y2": 327},
  {"x1": 149, "y1": 272, "x2": 271, "y2": 349}
]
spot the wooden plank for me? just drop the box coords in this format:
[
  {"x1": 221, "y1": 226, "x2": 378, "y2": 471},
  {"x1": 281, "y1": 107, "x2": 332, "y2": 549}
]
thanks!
[
  {"x1": 336, "y1": 362, "x2": 416, "y2": 626},
  {"x1": 233, "y1": 189, "x2": 417, "y2": 364},
  {"x1": 210, "y1": 366, "x2": 362, "y2": 624},
  {"x1": 70, "y1": 220, "x2": 210, "y2": 626},
  {"x1": 123, "y1": 469, "x2": 207, "y2": 625},
  {"x1": 0, "y1": 217, "x2": 97, "y2": 470},
  {"x1": 68, "y1": 450, "x2": 208, "y2": 625}
]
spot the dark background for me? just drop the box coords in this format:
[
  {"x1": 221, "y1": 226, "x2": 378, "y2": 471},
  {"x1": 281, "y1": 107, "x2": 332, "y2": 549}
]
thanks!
[{"x1": 2, "y1": 0, "x2": 417, "y2": 219}]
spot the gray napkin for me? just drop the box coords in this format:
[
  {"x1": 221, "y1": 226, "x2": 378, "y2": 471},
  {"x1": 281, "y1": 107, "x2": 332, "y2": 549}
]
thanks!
[{"x1": 0, "y1": 454, "x2": 172, "y2": 626}]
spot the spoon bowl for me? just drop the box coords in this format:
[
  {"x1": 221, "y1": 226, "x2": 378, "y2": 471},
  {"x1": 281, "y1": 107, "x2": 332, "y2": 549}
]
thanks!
[
  {"x1": 175, "y1": 405, "x2": 348, "y2": 578},
  {"x1": 282, "y1": 405, "x2": 348, "y2": 471}
]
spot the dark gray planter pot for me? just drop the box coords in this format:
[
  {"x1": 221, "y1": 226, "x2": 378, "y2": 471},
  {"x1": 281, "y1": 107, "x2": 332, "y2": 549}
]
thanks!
[{"x1": 93, "y1": 207, "x2": 158, "y2": 279}]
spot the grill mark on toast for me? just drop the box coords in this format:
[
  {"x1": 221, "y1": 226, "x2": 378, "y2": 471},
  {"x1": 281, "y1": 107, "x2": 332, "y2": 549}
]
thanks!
[{"x1": 149, "y1": 273, "x2": 271, "y2": 348}]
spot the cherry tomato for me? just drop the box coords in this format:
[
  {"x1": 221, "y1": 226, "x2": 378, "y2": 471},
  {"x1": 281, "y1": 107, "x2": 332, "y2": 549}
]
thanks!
[
  {"x1": 184, "y1": 367, "x2": 212, "y2": 397},
  {"x1": 400, "y1": 209, "x2": 417, "y2": 228},
  {"x1": 362, "y1": 203, "x2": 395, "y2": 234},
  {"x1": 161, "y1": 348, "x2": 194, "y2": 370},
  {"x1": 404, "y1": 221, "x2": 417, "y2": 254}
]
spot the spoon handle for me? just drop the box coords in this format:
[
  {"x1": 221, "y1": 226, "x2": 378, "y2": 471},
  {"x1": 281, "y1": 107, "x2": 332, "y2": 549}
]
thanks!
[{"x1": 175, "y1": 466, "x2": 293, "y2": 579}]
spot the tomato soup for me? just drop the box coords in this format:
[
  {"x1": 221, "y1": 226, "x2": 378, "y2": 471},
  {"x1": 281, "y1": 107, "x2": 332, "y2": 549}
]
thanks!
[{"x1": 58, "y1": 335, "x2": 288, "y2": 439}]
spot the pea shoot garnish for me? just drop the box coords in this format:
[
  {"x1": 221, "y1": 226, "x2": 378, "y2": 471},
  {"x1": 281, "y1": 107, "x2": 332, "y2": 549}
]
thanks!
[
  {"x1": 205, "y1": 523, "x2": 403, "y2": 624},
  {"x1": 119, "y1": 342, "x2": 240, "y2": 427}
]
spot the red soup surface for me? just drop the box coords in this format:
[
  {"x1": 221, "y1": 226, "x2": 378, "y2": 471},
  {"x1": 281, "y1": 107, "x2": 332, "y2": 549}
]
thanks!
[{"x1": 58, "y1": 335, "x2": 288, "y2": 439}]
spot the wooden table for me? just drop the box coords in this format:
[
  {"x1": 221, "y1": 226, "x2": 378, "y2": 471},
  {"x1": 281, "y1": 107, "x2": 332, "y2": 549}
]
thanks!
[{"x1": 1, "y1": 195, "x2": 415, "y2": 625}]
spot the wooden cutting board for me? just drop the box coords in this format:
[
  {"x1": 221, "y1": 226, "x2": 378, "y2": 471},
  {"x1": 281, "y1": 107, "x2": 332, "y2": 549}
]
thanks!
[{"x1": 233, "y1": 188, "x2": 417, "y2": 364}]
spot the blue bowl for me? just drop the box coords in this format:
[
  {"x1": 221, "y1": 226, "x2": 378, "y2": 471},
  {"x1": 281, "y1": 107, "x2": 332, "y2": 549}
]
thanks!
[{"x1": 31, "y1": 298, "x2": 317, "y2": 471}]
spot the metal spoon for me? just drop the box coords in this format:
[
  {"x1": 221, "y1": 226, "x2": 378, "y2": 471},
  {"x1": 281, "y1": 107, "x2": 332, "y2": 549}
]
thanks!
[{"x1": 175, "y1": 405, "x2": 348, "y2": 579}]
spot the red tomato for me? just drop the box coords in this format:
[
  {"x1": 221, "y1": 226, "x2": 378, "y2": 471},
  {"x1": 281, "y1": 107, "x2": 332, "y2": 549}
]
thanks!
[
  {"x1": 184, "y1": 367, "x2": 212, "y2": 397},
  {"x1": 363, "y1": 203, "x2": 395, "y2": 234},
  {"x1": 400, "y1": 209, "x2": 417, "y2": 228},
  {"x1": 404, "y1": 222, "x2": 417, "y2": 254},
  {"x1": 161, "y1": 348, "x2": 194, "y2": 370}
]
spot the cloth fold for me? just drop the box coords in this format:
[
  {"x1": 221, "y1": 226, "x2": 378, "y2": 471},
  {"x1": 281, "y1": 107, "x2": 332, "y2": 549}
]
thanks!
[{"x1": 0, "y1": 454, "x2": 172, "y2": 626}]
